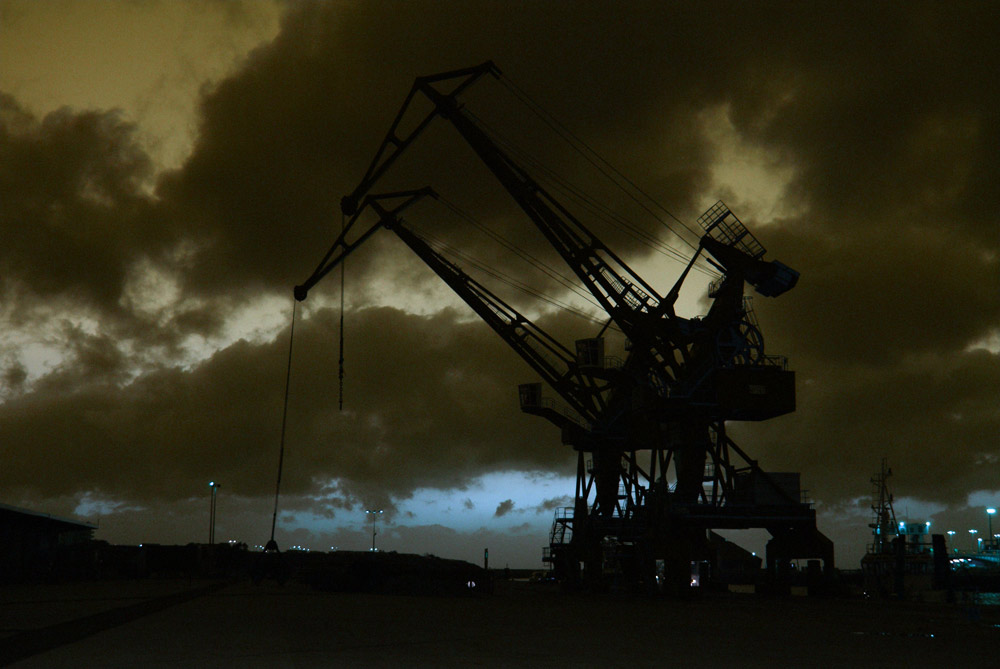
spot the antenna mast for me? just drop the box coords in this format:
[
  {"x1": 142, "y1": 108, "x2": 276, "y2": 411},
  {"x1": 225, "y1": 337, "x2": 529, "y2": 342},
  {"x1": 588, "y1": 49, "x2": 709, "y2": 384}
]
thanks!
[{"x1": 869, "y1": 457, "x2": 897, "y2": 554}]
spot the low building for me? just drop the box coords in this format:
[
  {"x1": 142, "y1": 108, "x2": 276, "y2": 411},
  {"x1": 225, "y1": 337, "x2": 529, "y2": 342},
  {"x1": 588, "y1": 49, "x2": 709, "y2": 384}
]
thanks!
[{"x1": 0, "y1": 502, "x2": 96, "y2": 582}]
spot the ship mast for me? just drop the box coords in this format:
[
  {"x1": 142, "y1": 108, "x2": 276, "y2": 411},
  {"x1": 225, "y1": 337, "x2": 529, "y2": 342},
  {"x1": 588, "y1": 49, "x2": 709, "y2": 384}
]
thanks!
[{"x1": 869, "y1": 457, "x2": 898, "y2": 554}]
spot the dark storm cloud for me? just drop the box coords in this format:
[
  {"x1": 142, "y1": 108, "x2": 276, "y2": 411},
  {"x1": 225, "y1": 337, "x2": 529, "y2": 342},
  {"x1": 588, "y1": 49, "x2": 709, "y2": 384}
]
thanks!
[
  {"x1": 0, "y1": 306, "x2": 573, "y2": 505},
  {"x1": 153, "y1": 0, "x2": 735, "y2": 301},
  {"x1": 715, "y1": 5, "x2": 1000, "y2": 510},
  {"x1": 0, "y1": 94, "x2": 161, "y2": 312},
  {"x1": 280, "y1": 306, "x2": 578, "y2": 503},
  {"x1": 2, "y1": 361, "x2": 27, "y2": 394},
  {"x1": 0, "y1": 94, "x2": 244, "y2": 361},
  {"x1": 3, "y1": 0, "x2": 1000, "y2": 546},
  {"x1": 731, "y1": 347, "x2": 1000, "y2": 504},
  {"x1": 494, "y1": 499, "x2": 515, "y2": 518},
  {"x1": 536, "y1": 496, "x2": 572, "y2": 514}
]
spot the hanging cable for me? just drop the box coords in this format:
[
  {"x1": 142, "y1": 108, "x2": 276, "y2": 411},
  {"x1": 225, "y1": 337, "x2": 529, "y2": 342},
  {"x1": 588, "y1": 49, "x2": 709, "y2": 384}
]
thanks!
[
  {"x1": 435, "y1": 196, "x2": 605, "y2": 304},
  {"x1": 270, "y1": 297, "x2": 297, "y2": 546},
  {"x1": 496, "y1": 74, "x2": 706, "y2": 246},
  {"x1": 414, "y1": 225, "x2": 619, "y2": 330},
  {"x1": 464, "y1": 108, "x2": 720, "y2": 280},
  {"x1": 338, "y1": 211, "x2": 346, "y2": 411}
]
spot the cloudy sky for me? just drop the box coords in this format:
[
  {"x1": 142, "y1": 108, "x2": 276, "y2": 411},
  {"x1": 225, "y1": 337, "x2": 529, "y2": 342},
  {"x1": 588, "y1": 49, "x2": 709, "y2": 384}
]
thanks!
[{"x1": 2, "y1": 0, "x2": 999, "y2": 568}]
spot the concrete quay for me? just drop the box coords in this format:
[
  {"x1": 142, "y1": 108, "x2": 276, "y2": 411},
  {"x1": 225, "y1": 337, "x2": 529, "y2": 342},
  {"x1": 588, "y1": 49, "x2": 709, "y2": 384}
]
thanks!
[{"x1": 2, "y1": 578, "x2": 999, "y2": 667}]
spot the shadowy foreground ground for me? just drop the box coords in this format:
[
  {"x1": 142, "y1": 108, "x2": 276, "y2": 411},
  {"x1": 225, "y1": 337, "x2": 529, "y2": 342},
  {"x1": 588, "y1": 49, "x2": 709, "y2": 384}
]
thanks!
[{"x1": 2, "y1": 577, "x2": 999, "y2": 667}]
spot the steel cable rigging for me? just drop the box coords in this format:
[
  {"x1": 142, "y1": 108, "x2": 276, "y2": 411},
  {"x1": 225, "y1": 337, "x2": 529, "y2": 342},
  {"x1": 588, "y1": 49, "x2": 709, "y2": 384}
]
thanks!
[
  {"x1": 270, "y1": 214, "x2": 346, "y2": 548},
  {"x1": 495, "y1": 75, "x2": 710, "y2": 247},
  {"x1": 269, "y1": 298, "x2": 297, "y2": 547},
  {"x1": 434, "y1": 196, "x2": 607, "y2": 307},
  {"x1": 413, "y1": 223, "x2": 621, "y2": 331},
  {"x1": 463, "y1": 107, "x2": 721, "y2": 280},
  {"x1": 406, "y1": 82, "x2": 729, "y2": 333}
]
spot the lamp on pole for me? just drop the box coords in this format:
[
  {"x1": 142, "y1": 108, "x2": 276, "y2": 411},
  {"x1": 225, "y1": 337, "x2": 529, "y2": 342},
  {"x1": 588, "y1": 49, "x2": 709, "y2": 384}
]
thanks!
[
  {"x1": 366, "y1": 509, "x2": 383, "y2": 552},
  {"x1": 209, "y1": 481, "x2": 221, "y2": 544},
  {"x1": 947, "y1": 530, "x2": 956, "y2": 553},
  {"x1": 969, "y1": 528, "x2": 978, "y2": 552},
  {"x1": 988, "y1": 508, "x2": 996, "y2": 549}
]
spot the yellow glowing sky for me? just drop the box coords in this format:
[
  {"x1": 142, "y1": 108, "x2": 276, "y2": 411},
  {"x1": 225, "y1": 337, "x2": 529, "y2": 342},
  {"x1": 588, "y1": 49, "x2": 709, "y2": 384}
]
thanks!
[{"x1": 1, "y1": 0, "x2": 284, "y2": 170}]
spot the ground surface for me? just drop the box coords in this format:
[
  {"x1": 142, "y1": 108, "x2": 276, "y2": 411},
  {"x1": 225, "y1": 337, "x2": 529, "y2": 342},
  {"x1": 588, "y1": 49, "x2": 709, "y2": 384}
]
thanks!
[{"x1": 2, "y1": 578, "x2": 998, "y2": 667}]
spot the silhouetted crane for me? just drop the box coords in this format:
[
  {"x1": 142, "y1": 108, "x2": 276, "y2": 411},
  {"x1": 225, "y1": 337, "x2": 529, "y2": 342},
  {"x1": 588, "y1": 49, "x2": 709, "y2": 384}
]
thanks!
[{"x1": 296, "y1": 62, "x2": 833, "y2": 589}]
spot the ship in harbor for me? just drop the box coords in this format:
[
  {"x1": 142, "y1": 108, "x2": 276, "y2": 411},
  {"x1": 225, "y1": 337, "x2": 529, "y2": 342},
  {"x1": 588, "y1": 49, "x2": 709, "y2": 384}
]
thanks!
[{"x1": 860, "y1": 459, "x2": 950, "y2": 599}]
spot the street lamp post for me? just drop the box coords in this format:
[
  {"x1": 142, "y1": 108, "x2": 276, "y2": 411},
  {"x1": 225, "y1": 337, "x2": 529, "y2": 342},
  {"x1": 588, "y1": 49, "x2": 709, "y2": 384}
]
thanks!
[
  {"x1": 366, "y1": 509, "x2": 383, "y2": 552},
  {"x1": 988, "y1": 508, "x2": 996, "y2": 549},
  {"x1": 209, "y1": 481, "x2": 221, "y2": 544},
  {"x1": 947, "y1": 530, "x2": 956, "y2": 553},
  {"x1": 970, "y1": 528, "x2": 978, "y2": 552}
]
